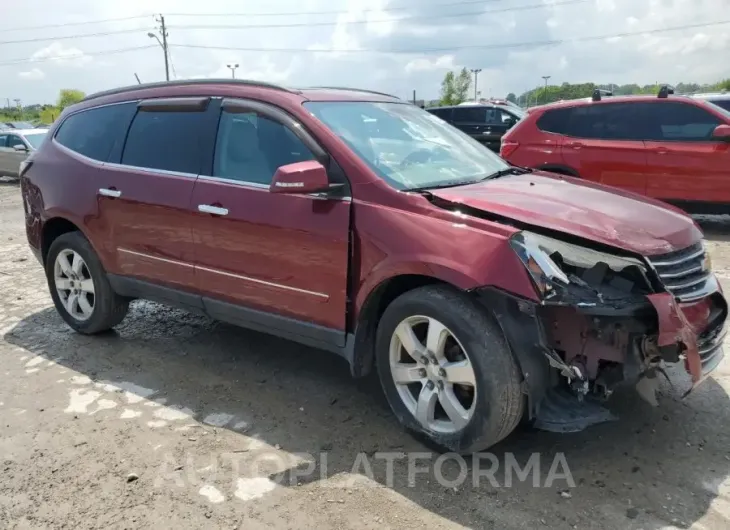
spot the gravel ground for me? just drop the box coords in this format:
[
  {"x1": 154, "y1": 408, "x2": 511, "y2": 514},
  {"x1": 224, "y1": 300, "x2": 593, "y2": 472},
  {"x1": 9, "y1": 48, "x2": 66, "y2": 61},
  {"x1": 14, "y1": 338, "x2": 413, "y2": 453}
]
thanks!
[{"x1": 1, "y1": 181, "x2": 730, "y2": 529}]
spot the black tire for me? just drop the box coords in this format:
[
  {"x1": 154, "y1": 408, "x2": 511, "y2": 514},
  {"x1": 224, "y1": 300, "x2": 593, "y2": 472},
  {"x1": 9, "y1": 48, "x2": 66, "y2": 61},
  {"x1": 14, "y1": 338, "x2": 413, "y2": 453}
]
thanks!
[
  {"x1": 45, "y1": 231, "x2": 129, "y2": 334},
  {"x1": 375, "y1": 285, "x2": 524, "y2": 453}
]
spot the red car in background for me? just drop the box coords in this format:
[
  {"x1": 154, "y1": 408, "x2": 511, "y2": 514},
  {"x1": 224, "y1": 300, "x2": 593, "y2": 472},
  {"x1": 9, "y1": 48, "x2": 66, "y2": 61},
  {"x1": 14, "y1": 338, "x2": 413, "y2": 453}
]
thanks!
[{"x1": 501, "y1": 87, "x2": 730, "y2": 214}]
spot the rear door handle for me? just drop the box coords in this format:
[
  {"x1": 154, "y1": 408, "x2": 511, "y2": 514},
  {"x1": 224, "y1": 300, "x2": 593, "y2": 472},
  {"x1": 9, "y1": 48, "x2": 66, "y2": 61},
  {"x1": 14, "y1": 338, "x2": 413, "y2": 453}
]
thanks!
[
  {"x1": 653, "y1": 147, "x2": 669, "y2": 155},
  {"x1": 99, "y1": 188, "x2": 121, "y2": 198},
  {"x1": 198, "y1": 204, "x2": 229, "y2": 216},
  {"x1": 567, "y1": 142, "x2": 584, "y2": 149}
]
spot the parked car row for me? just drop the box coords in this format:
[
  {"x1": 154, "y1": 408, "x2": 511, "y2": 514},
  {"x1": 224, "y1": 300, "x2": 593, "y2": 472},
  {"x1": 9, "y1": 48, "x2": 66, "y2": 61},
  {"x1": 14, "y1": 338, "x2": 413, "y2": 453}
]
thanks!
[
  {"x1": 500, "y1": 86, "x2": 730, "y2": 214},
  {"x1": 20, "y1": 79, "x2": 726, "y2": 453},
  {"x1": 0, "y1": 128, "x2": 47, "y2": 177},
  {"x1": 427, "y1": 101, "x2": 524, "y2": 152}
]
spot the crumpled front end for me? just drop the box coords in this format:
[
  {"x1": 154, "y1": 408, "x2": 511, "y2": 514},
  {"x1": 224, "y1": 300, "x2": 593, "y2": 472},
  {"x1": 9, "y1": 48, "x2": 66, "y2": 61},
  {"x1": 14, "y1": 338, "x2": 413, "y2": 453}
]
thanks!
[{"x1": 480, "y1": 232, "x2": 727, "y2": 432}]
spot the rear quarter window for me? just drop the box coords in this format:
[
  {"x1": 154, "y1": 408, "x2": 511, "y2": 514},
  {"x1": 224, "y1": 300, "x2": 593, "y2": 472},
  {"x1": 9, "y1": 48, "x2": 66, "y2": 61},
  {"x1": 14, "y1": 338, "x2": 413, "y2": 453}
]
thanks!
[
  {"x1": 54, "y1": 102, "x2": 137, "y2": 162},
  {"x1": 535, "y1": 107, "x2": 572, "y2": 134}
]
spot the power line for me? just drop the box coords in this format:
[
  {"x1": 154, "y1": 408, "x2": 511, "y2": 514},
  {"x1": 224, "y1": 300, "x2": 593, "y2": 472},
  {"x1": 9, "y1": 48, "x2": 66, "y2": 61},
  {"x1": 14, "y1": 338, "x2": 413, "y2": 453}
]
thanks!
[
  {"x1": 0, "y1": 15, "x2": 153, "y2": 33},
  {"x1": 0, "y1": 0, "x2": 585, "y2": 45},
  {"x1": 0, "y1": 45, "x2": 157, "y2": 67},
  {"x1": 166, "y1": 0, "x2": 588, "y2": 31},
  {"x1": 168, "y1": 19, "x2": 730, "y2": 54},
  {"x1": 165, "y1": 0, "x2": 505, "y2": 17},
  {"x1": 0, "y1": 28, "x2": 154, "y2": 46}
]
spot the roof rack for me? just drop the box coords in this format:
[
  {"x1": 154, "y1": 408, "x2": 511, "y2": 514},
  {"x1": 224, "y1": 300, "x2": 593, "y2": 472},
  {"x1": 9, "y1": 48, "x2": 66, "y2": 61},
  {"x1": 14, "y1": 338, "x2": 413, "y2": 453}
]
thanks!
[
  {"x1": 657, "y1": 84, "x2": 675, "y2": 98},
  {"x1": 591, "y1": 88, "x2": 613, "y2": 102},
  {"x1": 82, "y1": 78, "x2": 298, "y2": 102},
  {"x1": 304, "y1": 86, "x2": 400, "y2": 99}
]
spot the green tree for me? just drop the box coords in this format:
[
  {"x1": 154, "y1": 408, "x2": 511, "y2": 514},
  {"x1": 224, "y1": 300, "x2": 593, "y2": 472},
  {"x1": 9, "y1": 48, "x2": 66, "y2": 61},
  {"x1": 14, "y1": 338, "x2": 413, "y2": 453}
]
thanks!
[
  {"x1": 57, "y1": 89, "x2": 86, "y2": 110},
  {"x1": 439, "y1": 68, "x2": 472, "y2": 105},
  {"x1": 40, "y1": 106, "x2": 60, "y2": 124},
  {"x1": 506, "y1": 92, "x2": 517, "y2": 104}
]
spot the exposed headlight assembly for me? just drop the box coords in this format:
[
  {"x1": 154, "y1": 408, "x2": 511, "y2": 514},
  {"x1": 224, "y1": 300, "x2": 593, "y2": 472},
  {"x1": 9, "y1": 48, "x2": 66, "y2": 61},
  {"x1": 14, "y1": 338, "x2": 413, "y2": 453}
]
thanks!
[{"x1": 509, "y1": 231, "x2": 648, "y2": 296}]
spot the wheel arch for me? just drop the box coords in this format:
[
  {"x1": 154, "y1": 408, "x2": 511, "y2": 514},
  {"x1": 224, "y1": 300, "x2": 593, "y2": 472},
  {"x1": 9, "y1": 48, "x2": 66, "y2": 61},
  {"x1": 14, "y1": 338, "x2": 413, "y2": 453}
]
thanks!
[
  {"x1": 349, "y1": 273, "x2": 460, "y2": 378},
  {"x1": 41, "y1": 216, "x2": 100, "y2": 266}
]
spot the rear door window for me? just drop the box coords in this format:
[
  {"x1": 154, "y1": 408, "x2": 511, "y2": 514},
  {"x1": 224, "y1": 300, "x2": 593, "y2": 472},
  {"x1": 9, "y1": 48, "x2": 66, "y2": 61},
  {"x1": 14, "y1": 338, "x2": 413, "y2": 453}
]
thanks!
[
  {"x1": 536, "y1": 108, "x2": 572, "y2": 134},
  {"x1": 121, "y1": 110, "x2": 207, "y2": 174},
  {"x1": 565, "y1": 103, "x2": 643, "y2": 140},
  {"x1": 640, "y1": 101, "x2": 721, "y2": 141},
  {"x1": 7, "y1": 135, "x2": 25, "y2": 149},
  {"x1": 452, "y1": 107, "x2": 487, "y2": 123},
  {"x1": 55, "y1": 102, "x2": 137, "y2": 162}
]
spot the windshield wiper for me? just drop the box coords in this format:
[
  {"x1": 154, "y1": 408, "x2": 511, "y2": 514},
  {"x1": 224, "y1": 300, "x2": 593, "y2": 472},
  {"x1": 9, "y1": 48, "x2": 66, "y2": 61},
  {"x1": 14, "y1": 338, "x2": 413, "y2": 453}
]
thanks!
[
  {"x1": 405, "y1": 180, "x2": 481, "y2": 193},
  {"x1": 479, "y1": 166, "x2": 533, "y2": 181}
]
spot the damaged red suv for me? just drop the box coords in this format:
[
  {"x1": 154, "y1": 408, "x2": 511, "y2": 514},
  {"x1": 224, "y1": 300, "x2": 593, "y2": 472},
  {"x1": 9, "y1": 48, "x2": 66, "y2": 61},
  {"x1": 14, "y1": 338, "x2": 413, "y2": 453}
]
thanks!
[{"x1": 21, "y1": 80, "x2": 727, "y2": 452}]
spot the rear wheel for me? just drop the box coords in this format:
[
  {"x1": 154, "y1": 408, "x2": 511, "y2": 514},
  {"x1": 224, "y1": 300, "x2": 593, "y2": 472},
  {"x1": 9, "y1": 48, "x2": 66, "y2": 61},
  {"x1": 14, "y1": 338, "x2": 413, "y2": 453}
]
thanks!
[
  {"x1": 375, "y1": 285, "x2": 524, "y2": 453},
  {"x1": 46, "y1": 232, "x2": 129, "y2": 334}
]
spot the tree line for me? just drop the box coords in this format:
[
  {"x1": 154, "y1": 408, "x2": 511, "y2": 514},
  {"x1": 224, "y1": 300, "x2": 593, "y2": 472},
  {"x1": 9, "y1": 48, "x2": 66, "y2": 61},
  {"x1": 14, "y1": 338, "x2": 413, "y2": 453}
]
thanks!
[
  {"x1": 1, "y1": 89, "x2": 85, "y2": 125},
  {"x1": 437, "y1": 67, "x2": 730, "y2": 107}
]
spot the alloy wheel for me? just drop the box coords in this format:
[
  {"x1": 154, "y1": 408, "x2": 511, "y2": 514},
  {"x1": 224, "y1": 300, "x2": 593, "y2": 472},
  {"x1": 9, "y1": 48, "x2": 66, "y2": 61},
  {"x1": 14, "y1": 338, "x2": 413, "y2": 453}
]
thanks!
[
  {"x1": 53, "y1": 249, "x2": 95, "y2": 321},
  {"x1": 388, "y1": 315, "x2": 477, "y2": 434}
]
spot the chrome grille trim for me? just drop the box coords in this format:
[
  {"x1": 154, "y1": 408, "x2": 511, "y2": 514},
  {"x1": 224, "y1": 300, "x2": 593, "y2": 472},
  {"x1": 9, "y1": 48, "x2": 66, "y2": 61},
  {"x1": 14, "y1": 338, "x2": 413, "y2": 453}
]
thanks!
[{"x1": 648, "y1": 242, "x2": 711, "y2": 302}]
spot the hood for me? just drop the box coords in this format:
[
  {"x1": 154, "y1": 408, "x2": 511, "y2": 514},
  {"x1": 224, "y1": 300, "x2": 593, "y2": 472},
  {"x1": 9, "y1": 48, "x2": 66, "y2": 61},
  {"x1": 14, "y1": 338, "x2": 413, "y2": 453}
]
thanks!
[{"x1": 429, "y1": 172, "x2": 702, "y2": 256}]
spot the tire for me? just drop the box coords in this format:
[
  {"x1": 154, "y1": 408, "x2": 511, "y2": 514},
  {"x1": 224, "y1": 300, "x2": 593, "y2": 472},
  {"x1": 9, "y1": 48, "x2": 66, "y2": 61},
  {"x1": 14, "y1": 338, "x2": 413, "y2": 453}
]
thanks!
[
  {"x1": 45, "y1": 231, "x2": 129, "y2": 334},
  {"x1": 375, "y1": 285, "x2": 524, "y2": 453}
]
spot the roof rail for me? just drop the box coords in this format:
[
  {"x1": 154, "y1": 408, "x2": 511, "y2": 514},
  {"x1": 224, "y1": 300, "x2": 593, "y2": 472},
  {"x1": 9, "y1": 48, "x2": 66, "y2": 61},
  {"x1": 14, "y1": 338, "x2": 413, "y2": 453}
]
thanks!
[
  {"x1": 82, "y1": 78, "x2": 298, "y2": 102},
  {"x1": 305, "y1": 86, "x2": 400, "y2": 99},
  {"x1": 657, "y1": 84, "x2": 675, "y2": 98},
  {"x1": 591, "y1": 88, "x2": 613, "y2": 102}
]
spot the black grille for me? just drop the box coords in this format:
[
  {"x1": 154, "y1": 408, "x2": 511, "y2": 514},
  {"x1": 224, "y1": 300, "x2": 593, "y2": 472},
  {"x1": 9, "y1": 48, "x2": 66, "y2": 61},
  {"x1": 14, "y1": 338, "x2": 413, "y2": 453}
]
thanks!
[
  {"x1": 648, "y1": 242, "x2": 710, "y2": 302},
  {"x1": 697, "y1": 320, "x2": 726, "y2": 375}
]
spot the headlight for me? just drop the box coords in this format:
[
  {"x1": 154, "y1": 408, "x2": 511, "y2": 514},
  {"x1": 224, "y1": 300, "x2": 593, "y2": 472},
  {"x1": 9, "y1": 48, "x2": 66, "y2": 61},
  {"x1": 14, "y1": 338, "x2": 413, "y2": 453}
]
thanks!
[{"x1": 509, "y1": 231, "x2": 648, "y2": 296}]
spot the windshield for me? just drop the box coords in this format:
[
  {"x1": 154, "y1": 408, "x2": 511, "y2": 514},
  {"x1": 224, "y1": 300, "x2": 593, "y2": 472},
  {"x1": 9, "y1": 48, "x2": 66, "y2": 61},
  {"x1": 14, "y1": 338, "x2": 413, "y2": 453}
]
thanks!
[
  {"x1": 505, "y1": 105, "x2": 526, "y2": 119},
  {"x1": 23, "y1": 132, "x2": 46, "y2": 149},
  {"x1": 304, "y1": 101, "x2": 509, "y2": 191}
]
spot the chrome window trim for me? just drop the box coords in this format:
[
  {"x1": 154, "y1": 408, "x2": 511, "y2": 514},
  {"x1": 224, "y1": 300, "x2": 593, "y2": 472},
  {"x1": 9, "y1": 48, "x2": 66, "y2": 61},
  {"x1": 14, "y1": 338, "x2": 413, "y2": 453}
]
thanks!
[{"x1": 105, "y1": 161, "x2": 198, "y2": 179}]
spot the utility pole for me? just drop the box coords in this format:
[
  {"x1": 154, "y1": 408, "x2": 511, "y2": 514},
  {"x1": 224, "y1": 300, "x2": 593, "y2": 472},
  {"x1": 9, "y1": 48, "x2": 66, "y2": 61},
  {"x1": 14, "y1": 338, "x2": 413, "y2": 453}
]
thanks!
[
  {"x1": 470, "y1": 68, "x2": 482, "y2": 102},
  {"x1": 14, "y1": 99, "x2": 22, "y2": 119},
  {"x1": 412, "y1": 89, "x2": 416, "y2": 104},
  {"x1": 227, "y1": 63, "x2": 239, "y2": 79},
  {"x1": 542, "y1": 75, "x2": 551, "y2": 104},
  {"x1": 148, "y1": 15, "x2": 170, "y2": 81}
]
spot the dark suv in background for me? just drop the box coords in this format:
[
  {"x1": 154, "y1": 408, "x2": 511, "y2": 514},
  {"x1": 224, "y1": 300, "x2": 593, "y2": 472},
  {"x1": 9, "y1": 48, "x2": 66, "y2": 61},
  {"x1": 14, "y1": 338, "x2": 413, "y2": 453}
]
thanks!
[
  {"x1": 501, "y1": 87, "x2": 730, "y2": 213},
  {"x1": 427, "y1": 102, "x2": 524, "y2": 152},
  {"x1": 20, "y1": 79, "x2": 726, "y2": 453}
]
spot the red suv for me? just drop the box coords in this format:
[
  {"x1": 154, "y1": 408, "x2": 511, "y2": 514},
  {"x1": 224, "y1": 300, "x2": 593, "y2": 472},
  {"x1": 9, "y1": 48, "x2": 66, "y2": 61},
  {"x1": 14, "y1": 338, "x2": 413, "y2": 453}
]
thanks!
[
  {"x1": 21, "y1": 80, "x2": 727, "y2": 452},
  {"x1": 501, "y1": 88, "x2": 730, "y2": 214}
]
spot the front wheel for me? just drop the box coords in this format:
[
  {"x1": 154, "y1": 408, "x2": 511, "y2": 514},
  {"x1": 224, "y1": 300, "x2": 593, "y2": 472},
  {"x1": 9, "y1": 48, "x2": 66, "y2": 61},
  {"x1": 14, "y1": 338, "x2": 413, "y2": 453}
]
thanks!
[{"x1": 375, "y1": 285, "x2": 524, "y2": 453}]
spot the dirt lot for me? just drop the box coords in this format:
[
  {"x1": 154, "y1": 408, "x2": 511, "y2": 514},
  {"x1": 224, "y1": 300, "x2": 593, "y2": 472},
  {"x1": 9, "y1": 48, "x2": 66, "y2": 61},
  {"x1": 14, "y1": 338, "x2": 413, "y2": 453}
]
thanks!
[{"x1": 1, "y1": 181, "x2": 730, "y2": 529}]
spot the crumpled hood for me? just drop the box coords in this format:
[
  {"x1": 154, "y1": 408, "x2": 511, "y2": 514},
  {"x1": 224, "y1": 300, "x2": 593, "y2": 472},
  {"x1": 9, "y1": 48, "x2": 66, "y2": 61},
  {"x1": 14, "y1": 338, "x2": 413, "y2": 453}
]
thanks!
[{"x1": 430, "y1": 172, "x2": 702, "y2": 256}]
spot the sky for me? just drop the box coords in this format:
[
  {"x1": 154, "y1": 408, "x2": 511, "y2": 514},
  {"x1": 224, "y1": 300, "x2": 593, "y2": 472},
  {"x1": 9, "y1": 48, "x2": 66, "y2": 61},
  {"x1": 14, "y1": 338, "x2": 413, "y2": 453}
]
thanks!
[{"x1": 2, "y1": 0, "x2": 729, "y2": 106}]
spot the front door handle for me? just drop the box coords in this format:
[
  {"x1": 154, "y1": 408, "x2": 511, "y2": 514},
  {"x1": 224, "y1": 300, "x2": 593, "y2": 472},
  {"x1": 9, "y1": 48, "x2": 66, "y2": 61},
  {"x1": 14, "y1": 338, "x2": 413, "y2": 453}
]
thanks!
[
  {"x1": 566, "y1": 142, "x2": 584, "y2": 149},
  {"x1": 198, "y1": 204, "x2": 229, "y2": 216},
  {"x1": 653, "y1": 147, "x2": 669, "y2": 155},
  {"x1": 99, "y1": 188, "x2": 122, "y2": 198}
]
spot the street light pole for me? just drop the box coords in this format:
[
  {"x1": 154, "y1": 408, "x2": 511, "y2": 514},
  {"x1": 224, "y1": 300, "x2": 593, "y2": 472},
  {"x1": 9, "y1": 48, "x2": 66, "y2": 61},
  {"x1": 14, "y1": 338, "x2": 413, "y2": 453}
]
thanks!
[
  {"x1": 541, "y1": 75, "x2": 551, "y2": 103},
  {"x1": 227, "y1": 63, "x2": 239, "y2": 79},
  {"x1": 470, "y1": 68, "x2": 482, "y2": 101},
  {"x1": 148, "y1": 15, "x2": 170, "y2": 81}
]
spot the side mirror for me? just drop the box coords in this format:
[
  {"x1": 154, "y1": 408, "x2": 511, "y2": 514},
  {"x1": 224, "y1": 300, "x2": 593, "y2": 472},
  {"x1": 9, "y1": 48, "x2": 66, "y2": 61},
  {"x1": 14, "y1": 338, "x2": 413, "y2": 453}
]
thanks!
[
  {"x1": 270, "y1": 160, "x2": 330, "y2": 194},
  {"x1": 13, "y1": 144, "x2": 28, "y2": 152},
  {"x1": 712, "y1": 124, "x2": 730, "y2": 141}
]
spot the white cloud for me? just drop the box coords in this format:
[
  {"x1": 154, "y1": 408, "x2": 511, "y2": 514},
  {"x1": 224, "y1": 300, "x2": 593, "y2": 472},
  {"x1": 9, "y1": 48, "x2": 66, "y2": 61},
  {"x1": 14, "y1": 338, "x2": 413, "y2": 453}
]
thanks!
[
  {"x1": 31, "y1": 42, "x2": 92, "y2": 67},
  {"x1": 0, "y1": 0, "x2": 727, "y2": 104},
  {"x1": 18, "y1": 68, "x2": 45, "y2": 80}
]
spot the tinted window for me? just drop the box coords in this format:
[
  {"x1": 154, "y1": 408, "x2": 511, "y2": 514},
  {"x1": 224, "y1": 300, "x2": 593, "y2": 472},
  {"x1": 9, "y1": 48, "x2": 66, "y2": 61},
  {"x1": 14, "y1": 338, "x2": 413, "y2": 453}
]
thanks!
[
  {"x1": 428, "y1": 108, "x2": 452, "y2": 121},
  {"x1": 641, "y1": 102, "x2": 720, "y2": 141},
  {"x1": 55, "y1": 103, "x2": 136, "y2": 162},
  {"x1": 122, "y1": 110, "x2": 206, "y2": 174},
  {"x1": 565, "y1": 103, "x2": 643, "y2": 140},
  {"x1": 452, "y1": 107, "x2": 487, "y2": 123},
  {"x1": 7, "y1": 135, "x2": 25, "y2": 148},
  {"x1": 485, "y1": 108, "x2": 517, "y2": 126},
  {"x1": 213, "y1": 110, "x2": 316, "y2": 185},
  {"x1": 536, "y1": 108, "x2": 572, "y2": 134},
  {"x1": 0, "y1": 134, "x2": 8, "y2": 147}
]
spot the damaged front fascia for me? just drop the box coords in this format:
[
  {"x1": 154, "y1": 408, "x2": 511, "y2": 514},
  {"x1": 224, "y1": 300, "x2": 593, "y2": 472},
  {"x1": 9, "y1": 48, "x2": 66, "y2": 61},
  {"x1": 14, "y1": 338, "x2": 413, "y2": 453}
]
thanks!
[{"x1": 444, "y1": 194, "x2": 717, "y2": 394}]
